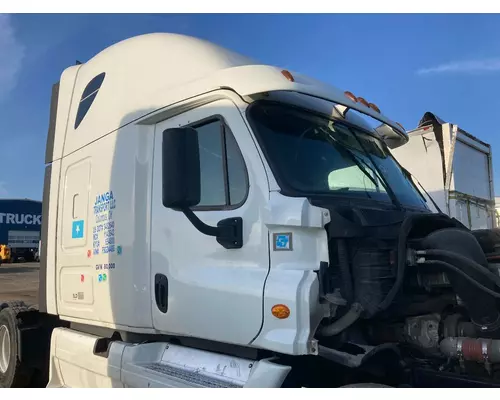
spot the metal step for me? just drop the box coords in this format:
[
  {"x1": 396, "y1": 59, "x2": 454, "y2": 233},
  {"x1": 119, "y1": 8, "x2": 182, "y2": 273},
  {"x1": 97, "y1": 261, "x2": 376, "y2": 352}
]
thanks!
[
  {"x1": 141, "y1": 363, "x2": 241, "y2": 388},
  {"x1": 121, "y1": 342, "x2": 254, "y2": 388}
]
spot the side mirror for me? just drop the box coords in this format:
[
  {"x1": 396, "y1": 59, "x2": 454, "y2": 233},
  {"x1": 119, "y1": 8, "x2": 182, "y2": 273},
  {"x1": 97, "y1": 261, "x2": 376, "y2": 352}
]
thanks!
[{"x1": 162, "y1": 127, "x2": 201, "y2": 210}]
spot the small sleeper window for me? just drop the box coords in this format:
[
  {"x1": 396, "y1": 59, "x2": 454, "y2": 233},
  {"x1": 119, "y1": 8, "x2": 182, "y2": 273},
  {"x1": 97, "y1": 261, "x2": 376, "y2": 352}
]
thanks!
[{"x1": 74, "y1": 72, "x2": 106, "y2": 129}]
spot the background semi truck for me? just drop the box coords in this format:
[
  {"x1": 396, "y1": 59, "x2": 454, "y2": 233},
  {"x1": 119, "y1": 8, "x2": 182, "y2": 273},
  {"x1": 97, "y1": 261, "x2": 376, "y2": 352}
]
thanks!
[
  {"x1": 4, "y1": 33, "x2": 500, "y2": 388},
  {"x1": 0, "y1": 199, "x2": 43, "y2": 263},
  {"x1": 391, "y1": 112, "x2": 496, "y2": 230}
]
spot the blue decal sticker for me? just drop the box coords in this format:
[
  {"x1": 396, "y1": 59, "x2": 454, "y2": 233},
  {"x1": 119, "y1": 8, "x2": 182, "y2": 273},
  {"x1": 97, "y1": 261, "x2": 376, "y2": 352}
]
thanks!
[
  {"x1": 98, "y1": 274, "x2": 103, "y2": 282},
  {"x1": 72, "y1": 220, "x2": 85, "y2": 239},
  {"x1": 117, "y1": 245, "x2": 122, "y2": 255},
  {"x1": 276, "y1": 234, "x2": 289, "y2": 249},
  {"x1": 273, "y1": 232, "x2": 293, "y2": 251}
]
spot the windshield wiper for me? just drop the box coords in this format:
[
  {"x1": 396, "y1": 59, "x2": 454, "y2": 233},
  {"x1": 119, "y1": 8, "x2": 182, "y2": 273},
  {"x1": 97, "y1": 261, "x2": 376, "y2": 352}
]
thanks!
[
  {"x1": 401, "y1": 167, "x2": 442, "y2": 213},
  {"x1": 323, "y1": 125, "x2": 402, "y2": 210},
  {"x1": 322, "y1": 130, "x2": 380, "y2": 190},
  {"x1": 347, "y1": 129, "x2": 402, "y2": 210},
  {"x1": 341, "y1": 146, "x2": 380, "y2": 188}
]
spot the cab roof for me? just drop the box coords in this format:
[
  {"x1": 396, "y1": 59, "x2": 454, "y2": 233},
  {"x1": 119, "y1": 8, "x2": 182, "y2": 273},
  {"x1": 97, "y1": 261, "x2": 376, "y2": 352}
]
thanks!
[{"x1": 50, "y1": 33, "x2": 407, "y2": 161}]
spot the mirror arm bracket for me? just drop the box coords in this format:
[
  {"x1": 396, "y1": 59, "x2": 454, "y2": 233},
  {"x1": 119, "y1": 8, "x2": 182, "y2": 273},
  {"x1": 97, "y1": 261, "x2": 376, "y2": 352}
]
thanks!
[
  {"x1": 181, "y1": 207, "x2": 219, "y2": 237},
  {"x1": 181, "y1": 208, "x2": 244, "y2": 249}
]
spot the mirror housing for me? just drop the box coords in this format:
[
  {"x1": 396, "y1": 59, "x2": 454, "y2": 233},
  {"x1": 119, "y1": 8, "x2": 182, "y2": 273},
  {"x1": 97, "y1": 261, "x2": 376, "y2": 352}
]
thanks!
[{"x1": 162, "y1": 127, "x2": 201, "y2": 210}]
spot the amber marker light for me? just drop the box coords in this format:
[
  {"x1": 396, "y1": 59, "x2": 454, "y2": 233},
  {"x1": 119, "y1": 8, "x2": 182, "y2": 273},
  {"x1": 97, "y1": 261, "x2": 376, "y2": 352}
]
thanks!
[
  {"x1": 272, "y1": 304, "x2": 291, "y2": 319},
  {"x1": 281, "y1": 70, "x2": 295, "y2": 82}
]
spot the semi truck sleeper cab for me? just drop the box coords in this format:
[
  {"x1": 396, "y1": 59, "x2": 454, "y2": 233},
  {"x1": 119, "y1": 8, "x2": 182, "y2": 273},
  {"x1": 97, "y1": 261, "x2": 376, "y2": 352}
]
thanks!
[{"x1": 2, "y1": 33, "x2": 500, "y2": 388}]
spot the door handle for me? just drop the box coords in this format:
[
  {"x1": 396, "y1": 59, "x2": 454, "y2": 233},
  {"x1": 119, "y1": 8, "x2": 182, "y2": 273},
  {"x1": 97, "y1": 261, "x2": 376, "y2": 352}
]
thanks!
[
  {"x1": 72, "y1": 193, "x2": 79, "y2": 219},
  {"x1": 155, "y1": 273, "x2": 169, "y2": 313}
]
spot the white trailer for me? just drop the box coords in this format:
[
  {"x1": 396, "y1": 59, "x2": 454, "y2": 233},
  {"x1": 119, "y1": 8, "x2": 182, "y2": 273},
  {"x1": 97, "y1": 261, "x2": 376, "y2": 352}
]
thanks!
[{"x1": 391, "y1": 112, "x2": 496, "y2": 230}]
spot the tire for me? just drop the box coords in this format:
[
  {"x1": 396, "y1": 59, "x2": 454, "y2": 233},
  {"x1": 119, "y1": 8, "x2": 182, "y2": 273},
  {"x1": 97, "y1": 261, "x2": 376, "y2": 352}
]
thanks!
[
  {"x1": 0, "y1": 307, "x2": 33, "y2": 387},
  {"x1": 340, "y1": 383, "x2": 393, "y2": 388}
]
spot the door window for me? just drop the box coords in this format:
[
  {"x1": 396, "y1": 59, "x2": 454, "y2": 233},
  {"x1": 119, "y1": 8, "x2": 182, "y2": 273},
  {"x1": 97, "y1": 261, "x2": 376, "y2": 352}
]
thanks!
[{"x1": 191, "y1": 118, "x2": 248, "y2": 210}]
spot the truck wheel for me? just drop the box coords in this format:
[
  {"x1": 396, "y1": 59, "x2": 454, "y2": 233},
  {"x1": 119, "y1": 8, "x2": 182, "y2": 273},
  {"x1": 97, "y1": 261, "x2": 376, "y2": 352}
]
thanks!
[
  {"x1": 340, "y1": 383, "x2": 393, "y2": 388},
  {"x1": 0, "y1": 307, "x2": 32, "y2": 387}
]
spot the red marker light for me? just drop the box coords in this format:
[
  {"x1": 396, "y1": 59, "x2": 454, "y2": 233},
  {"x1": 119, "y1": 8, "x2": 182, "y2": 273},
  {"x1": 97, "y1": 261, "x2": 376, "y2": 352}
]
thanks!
[{"x1": 80, "y1": 274, "x2": 85, "y2": 283}]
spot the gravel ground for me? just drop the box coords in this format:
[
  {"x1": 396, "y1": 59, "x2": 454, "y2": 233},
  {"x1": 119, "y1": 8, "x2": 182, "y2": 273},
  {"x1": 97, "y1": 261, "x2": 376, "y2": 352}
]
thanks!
[{"x1": 0, "y1": 262, "x2": 39, "y2": 305}]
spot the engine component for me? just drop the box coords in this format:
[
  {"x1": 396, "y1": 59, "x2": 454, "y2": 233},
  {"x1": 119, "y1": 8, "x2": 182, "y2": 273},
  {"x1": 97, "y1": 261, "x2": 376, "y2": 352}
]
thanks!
[
  {"x1": 471, "y1": 228, "x2": 500, "y2": 260},
  {"x1": 440, "y1": 337, "x2": 500, "y2": 364},
  {"x1": 351, "y1": 240, "x2": 396, "y2": 318},
  {"x1": 404, "y1": 314, "x2": 441, "y2": 350},
  {"x1": 337, "y1": 239, "x2": 354, "y2": 305},
  {"x1": 417, "y1": 271, "x2": 450, "y2": 291},
  {"x1": 420, "y1": 228, "x2": 500, "y2": 335},
  {"x1": 318, "y1": 203, "x2": 464, "y2": 324},
  {"x1": 377, "y1": 213, "x2": 460, "y2": 315},
  {"x1": 442, "y1": 314, "x2": 477, "y2": 338},
  {"x1": 368, "y1": 314, "x2": 443, "y2": 352}
]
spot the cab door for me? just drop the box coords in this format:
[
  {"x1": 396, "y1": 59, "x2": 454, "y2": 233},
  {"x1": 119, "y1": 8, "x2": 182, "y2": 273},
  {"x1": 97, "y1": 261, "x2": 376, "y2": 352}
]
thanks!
[{"x1": 151, "y1": 99, "x2": 270, "y2": 345}]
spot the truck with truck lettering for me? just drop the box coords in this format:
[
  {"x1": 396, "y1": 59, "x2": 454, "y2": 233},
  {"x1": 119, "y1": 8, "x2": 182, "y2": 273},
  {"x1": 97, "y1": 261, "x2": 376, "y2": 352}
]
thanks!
[
  {"x1": 3, "y1": 33, "x2": 500, "y2": 388},
  {"x1": 0, "y1": 199, "x2": 42, "y2": 263}
]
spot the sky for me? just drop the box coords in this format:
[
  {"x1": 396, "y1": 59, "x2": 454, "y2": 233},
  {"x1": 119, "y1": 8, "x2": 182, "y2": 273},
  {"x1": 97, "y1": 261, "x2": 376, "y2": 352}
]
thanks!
[{"x1": 2, "y1": 13, "x2": 500, "y2": 200}]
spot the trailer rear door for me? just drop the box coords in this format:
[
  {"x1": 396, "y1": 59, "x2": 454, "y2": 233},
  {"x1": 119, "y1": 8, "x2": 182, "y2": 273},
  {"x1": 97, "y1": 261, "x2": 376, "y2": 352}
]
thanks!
[
  {"x1": 451, "y1": 131, "x2": 492, "y2": 200},
  {"x1": 448, "y1": 128, "x2": 495, "y2": 229}
]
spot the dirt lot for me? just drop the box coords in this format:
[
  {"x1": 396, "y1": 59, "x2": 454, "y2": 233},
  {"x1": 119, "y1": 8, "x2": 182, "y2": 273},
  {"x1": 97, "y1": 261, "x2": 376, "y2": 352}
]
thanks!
[{"x1": 0, "y1": 262, "x2": 39, "y2": 305}]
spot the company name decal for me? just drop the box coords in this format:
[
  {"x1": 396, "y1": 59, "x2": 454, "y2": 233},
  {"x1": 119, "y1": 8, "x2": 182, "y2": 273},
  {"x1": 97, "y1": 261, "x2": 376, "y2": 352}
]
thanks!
[{"x1": 0, "y1": 213, "x2": 42, "y2": 225}]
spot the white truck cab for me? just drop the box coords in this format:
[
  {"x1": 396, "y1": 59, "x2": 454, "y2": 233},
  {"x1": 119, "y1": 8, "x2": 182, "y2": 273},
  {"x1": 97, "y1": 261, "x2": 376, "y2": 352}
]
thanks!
[{"x1": 7, "y1": 33, "x2": 499, "y2": 389}]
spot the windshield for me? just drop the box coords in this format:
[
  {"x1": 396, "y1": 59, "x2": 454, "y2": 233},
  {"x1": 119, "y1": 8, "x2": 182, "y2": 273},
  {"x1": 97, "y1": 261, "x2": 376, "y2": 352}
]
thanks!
[{"x1": 247, "y1": 101, "x2": 428, "y2": 209}]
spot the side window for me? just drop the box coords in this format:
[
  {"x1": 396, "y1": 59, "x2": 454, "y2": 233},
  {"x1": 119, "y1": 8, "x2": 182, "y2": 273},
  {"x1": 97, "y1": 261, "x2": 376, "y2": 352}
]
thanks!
[
  {"x1": 197, "y1": 121, "x2": 226, "y2": 207},
  {"x1": 192, "y1": 118, "x2": 248, "y2": 209},
  {"x1": 74, "y1": 72, "x2": 106, "y2": 129}
]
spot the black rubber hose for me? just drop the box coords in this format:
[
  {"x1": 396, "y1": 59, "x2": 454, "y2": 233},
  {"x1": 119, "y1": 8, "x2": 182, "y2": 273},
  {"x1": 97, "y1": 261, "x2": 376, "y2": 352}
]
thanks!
[
  {"x1": 377, "y1": 215, "x2": 416, "y2": 312},
  {"x1": 338, "y1": 239, "x2": 354, "y2": 304},
  {"x1": 420, "y1": 249, "x2": 500, "y2": 288},
  {"x1": 421, "y1": 260, "x2": 500, "y2": 299},
  {"x1": 319, "y1": 302, "x2": 364, "y2": 336}
]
